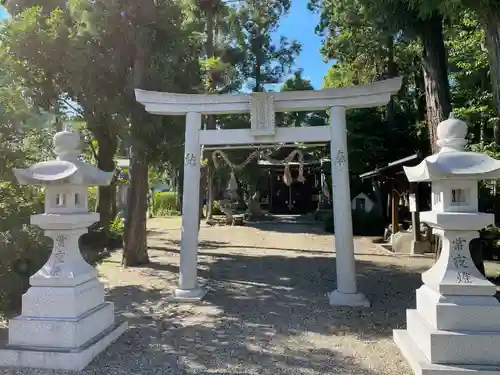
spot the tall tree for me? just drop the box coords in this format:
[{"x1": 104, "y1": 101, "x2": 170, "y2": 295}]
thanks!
[
  {"x1": 205, "y1": 0, "x2": 301, "y2": 205},
  {"x1": 312, "y1": 0, "x2": 452, "y2": 152},
  {"x1": 3, "y1": 0, "x2": 204, "y2": 265},
  {"x1": 2, "y1": 3, "x2": 125, "y2": 234},
  {"x1": 229, "y1": 0, "x2": 301, "y2": 92}
]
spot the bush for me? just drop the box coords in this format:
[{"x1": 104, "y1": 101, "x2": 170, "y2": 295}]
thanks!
[
  {"x1": 323, "y1": 210, "x2": 384, "y2": 236},
  {"x1": 88, "y1": 187, "x2": 97, "y2": 212},
  {"x1": 480, "y1": 226, "x2": 500, "y2": 261},
  {"x1": 0, "y1": 183, "x2": 50, "y2": 311},
  {"x1": 151, "y1": 191, "x2": 178, "y2": 216},
  {"x1": 212, "y1": 200, "x2": 223, "y2": 215}
]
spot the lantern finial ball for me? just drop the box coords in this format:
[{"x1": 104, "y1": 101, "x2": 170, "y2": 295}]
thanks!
[
  {"x1": 53, "y1": 129, "x2": 81, "y2": 160},
  {"x1": 436, "y1": 112, "x2": 468, "y2": 151}
]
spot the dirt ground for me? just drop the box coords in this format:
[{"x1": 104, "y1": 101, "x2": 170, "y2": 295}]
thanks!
[
  {"x1": 3, "y1": 216, "x2": 500, "y2": 375},
  {"x1": 98, "y1": 217, "x2": 431, "y2": 375}
]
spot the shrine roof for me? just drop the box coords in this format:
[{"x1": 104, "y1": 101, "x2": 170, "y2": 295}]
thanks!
[{"x1": 359, "y1": 153, "x2": 420, "y2": 180}]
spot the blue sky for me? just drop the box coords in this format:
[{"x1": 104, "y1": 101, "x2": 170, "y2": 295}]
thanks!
[
  {"x1": 0, "y1": 1, "x2": 331, "y2": 88},
  {"x1": 275, "y1": 0, "x2": 332, "y2": 88}
]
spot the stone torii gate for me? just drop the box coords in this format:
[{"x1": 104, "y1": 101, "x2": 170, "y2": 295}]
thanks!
[{"x1": 135, "y1": 77, "x2": 402, "y2": 307}]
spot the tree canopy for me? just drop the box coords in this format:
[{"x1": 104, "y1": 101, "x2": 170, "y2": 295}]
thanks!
[{"x1": 0, "y1": 0, "x2": 498, "y2": 269}]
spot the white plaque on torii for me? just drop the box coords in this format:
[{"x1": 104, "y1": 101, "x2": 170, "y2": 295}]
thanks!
[{"x1": 249, "y1": 92, "x2": 276, "y2": 138}]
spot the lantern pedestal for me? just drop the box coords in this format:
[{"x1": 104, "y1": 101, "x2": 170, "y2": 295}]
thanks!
[
  {"x1": 394, "y1": 213, "x2": 500, "y2": 374},
  {"x1": 0, "y1": 213, "x2": 127, "y2": 371}
]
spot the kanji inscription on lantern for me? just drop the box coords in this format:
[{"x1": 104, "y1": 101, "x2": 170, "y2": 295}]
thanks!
[
  {"x1": 184, "y1": 153, "x2": 196, "y2": 166},
  {"x1": 453, "y1": 254, "x2": 468, "y2": 269},
  {"x1": 50, "y1": 235, "x2": 67, "y2": 277},
  {"x1": 457, "y1": 271, "x2": 472, "y2": 284},
  {"x1": 451, "y1": 236, "x2": 472, "y2": 284},
  {"x1": 334, "y1": 149, "x2": 347, "y2": 167},
  {"x1": 452, "y1": 237, "x2": 466, "y2": 252}
]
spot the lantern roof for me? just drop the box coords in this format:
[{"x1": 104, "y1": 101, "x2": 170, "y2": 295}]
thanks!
[
  {"x1": 13, "y1": 129, "x2": 113, "y2": 186},
  {"x1": 404, "y1": 113, "x2": 500, "y2": 182}
]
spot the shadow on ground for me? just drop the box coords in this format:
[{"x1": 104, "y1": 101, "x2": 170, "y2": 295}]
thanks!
[
  {"x1": 93, "y1": 249, "x2": 426, "y2": 374},
  {"x1": 149, "y1": 240, "x2": 401, "y2": 258},
  {"x1": 244, "y1": 221, "x2": 329, "y2": 235}
]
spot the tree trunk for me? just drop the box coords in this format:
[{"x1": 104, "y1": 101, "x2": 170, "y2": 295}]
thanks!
[
  {"x1": 94, "y1": 125, "x2": 118, "y2": 234},
  {"x1": 122, "y1": 144, "x2": 149, "y2": 266},
  {"x1": 385, "y1": 35, "x2": 398, "y2": 126},
  {"x1": 413, "y1": 62, "x2": 427, "y2": 123},
  {"x1": 205, "y1": 8, "x2": 215, "y2": 58},
  {"x1": 420, "y1": 14, "x2": 452, "y2": 153},
  {"x1": 122, "y1": 25, "x2": 152, "y2": 267},
  {"x1": 111, "y1": 179, "x2": 117, "y2": 220},
  {"x1": 482, "y1": 9, "x2": 500, "y2": 117},
  {"x1": 206, "y1": 161, "x2": 215, "y2": 219},
  {"x1": 203, "y1": 7, "x2": 217, "y2": 221},
  {"x1": 253, "y1": 26, "x2": 263, "y2": 93},
  {"x1": 205, "y1": 115, "x2": 217, "y2": 220},
  {"x1": 494, "y1": 118, "x2": 500, "y2": 145}
]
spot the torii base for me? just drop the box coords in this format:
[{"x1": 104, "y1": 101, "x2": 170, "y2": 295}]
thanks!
[{"x1": 327, "y1": 289, "x2": 371, "y2": 307}]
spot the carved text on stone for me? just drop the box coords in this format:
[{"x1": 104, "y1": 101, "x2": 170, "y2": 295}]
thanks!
[
  {"x1": 457, "y1": 271, "x2": 472, "y2": 284},
  {"x1": 249, "y1": 93, "x2": 276, "y2": 136},
  {"x1": 50, "y1": 235, "x2": 68, "y2": 277},
  {"x1": 334, "y1": 149, "x2": 347, "y2": 167},
  {"x1": 452, "y1": 236, "x2": 472, "y2": 284},
  {"x1": 184, "y1": 153, "x2": 196, "y2": 166}
]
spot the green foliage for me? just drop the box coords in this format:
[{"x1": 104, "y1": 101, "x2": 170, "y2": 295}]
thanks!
[
  {"x1": 212, "y1": 200, "x2": 223, "y2": 215},
  {"x1": 227, "y1": 0, "x2": 301, "y2": 91},
  {"x1": 0, "y1": 183, "x2": 50, "y2": 311},
  {"x1": 88, "y1": 187, "x2": 97, "y2": 212},
  {"x1": 447, "y1": 11, "x2": 498, "y2": 141},
  {"x1": 0, "y1": 41, "x2": 57, "y2": 311},
  {"x1": 108, "y1": 217, "x2": 125, "y2": 244},
  {"x1": 151, "y1": 192, "x2": 178, "y2": 217},
  {"x1": 323, "y1": 62, "x2": 376, "y2": 88}
]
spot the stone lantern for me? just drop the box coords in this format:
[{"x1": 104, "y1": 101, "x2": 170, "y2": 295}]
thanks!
[
  {"x1": 0, "y1": 129, "x2": 127, "y2": 371},
  {"x1": 394, "y1": 114, "x2": 500, "y2": 374}
]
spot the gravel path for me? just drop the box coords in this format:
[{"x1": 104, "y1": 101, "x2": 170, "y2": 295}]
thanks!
[{"x1": 1, "y1": 217, "x2": 444, "y2": 375}]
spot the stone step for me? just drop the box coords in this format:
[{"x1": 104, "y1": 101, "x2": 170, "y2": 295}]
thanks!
[
  {"x1": 416, "y1": 285, "x2": 500, "y2": 331},
  {"x1": 394, "y1": 329, "x2": 500, "y2": 375},
  {"x1": 9, "y1": 302, "x2": 114, "y2": 349},
  {"x1": 407, "y1": 309, "x2": 500, "y2": 365},
  {"x1": 21, "y1": 279, "x2": 105, "y2": 319},
  {"x1": 0, "y1": 322, "x2": 128, "y2": 371}
]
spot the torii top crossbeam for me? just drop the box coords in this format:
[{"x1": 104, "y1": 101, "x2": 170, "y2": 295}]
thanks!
[
  {"x1": 135, "y1": 77, "x2": 402, "y2": 116},
  {"x1": 135, "y1": 77, "x2": 403, "y2": 146}
]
